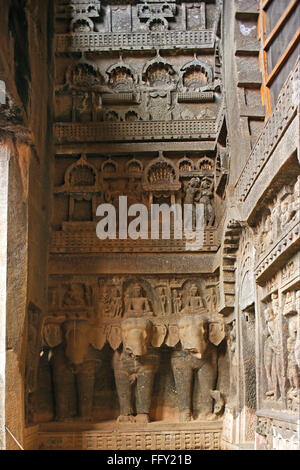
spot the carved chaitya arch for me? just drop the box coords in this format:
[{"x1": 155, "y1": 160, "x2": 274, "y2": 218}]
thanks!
[
  {"x1": 125, "y1": 158, "x2": 143, "y2": 177},
  {"x1": 181, "y1": 57, "x2": 213, "y2": 90},
  {"x1": 65, "y1": 155, "x2": 98, "y2": 188},
  {"x1": 142, "y1": 153, "x2": 181, "y2": 194},
  {"x1": 197, "y1": 156, "x2": 214, "y2": 173},
  {"x1": 103, "y1": 109, "x2": 121, "y2": 121},
  {"x1": 54, "y1": 154, "x2": 100, "y2": 223},
  {"x1": 177, "y1": 156, "x2": 194, "y2": 174},
  {"x1": 70, "y1": 16, "x2": 94, "y2": 33},
  {"x1": 142, "y1": 53, "x2": 177, "y2": 88},
  {"x1": 106, "y1": 61, "x2": 136, "y2": 92},
  {"x1": 147, "y1": 17, "x2": 169, "y2": 32},
  {"x1": 101, "y1": 157, "x2": 118, "y2": 176},
  {"x1": 65, "y1": 61, "x2": 104, "y2": 90},
  {"x1": 124, "y1": 110, "x2": 141, "y2": 121}
]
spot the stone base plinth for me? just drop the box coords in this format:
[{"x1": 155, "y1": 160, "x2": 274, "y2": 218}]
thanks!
[{"x1": 31, "y1": 420, "x2": 223, "y2": 450}]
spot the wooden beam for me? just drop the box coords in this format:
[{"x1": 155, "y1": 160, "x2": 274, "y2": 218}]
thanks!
[
  {"x1": 266, "y1": 28, "x2": 300, "y2": 86},
  {"x1": 264, "y1": 0, "x2": 299, "y2": 50},
  {"x1": 262, "y1": 0, "x2": 274, "y2": 10}
]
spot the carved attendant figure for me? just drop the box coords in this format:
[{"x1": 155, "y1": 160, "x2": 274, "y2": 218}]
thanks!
[
  {"x1": 112, "y1": 287, "x2": 123, "y2": 318},
  {"x1": 124, "y1": 284, "x2": 152, "y2": 317},
  {"x1": 281, "y1": 197, "x2": 295, "y2": 228},
  {"x1": 197, "y1": 178, "x2": 215, "y2": 226},
  {"x1": 270, "y1": 198, "x2": 281, "y2": 240},
  {"x1": 173, "y1": 290, "x2": 183, "y2": 315},
  {"x1": 184, "y1": 177, "x2": 200, "y2": 205},
  {"x1": 158, "y1": 287, "x2": 168, "y2": 315},
  {"x1": 286, "y1": 314, "x2": 300, "y2": 411},
  {"x1": 63, "y1": 284, "x2": 86, "y2": 307},
  {"x1": 262, "y1": 214, "x2": 273, "y2": 251},
  {"x1": 263, "y1": 294, "x2": 284, "y2": 399},
  {"x1": 184, "y1": 177, "x2": 201, "y2": 230}
]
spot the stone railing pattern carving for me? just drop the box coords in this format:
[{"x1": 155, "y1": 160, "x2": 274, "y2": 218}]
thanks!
[
  {"x1": 50, "y1": 228, "x2": 220, "y2": 253},
  {"x1": 38, "y1": 425, "x2": 222, "y2": 450},
  {"x1": 55, "y1": 30, "x2": 215, "y2": 53},
  {"x1": 235, "y1": 59, "x2": 299, "y2": 203},
  {"x1": 54, "y1": 120, "x2": 216, "y2": 143}
]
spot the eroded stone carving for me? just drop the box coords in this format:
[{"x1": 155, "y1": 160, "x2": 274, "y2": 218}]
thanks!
[
  {"x1": 43, "y1": 315, "x2": 105, "y2": 421},
  {"x1": 183, "y1": 175, "x2": 215, "y2": 227},
  {"x1": 283, "y1": 290, "x2": 300, "y2": 413},
  {"x1": 124, "y1": 283, "x2": 153, "y2": 318},
  {"x1": 113, "y1": 317, "x2": 165, "y2": 423},
  {"x1": 137, "y1": 1, "x2": 177, "y2": 31},
  {"x1": 171, "y1": 314, "x2": 224, "y2": 422},
  {"x1": 25, "y1": 304, "x2": 42, "y2": 424}
]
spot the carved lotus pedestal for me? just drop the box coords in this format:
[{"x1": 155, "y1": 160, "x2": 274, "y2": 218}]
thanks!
[{"x1": 34, "y1": 419, "x2": 223, "y2": 450}]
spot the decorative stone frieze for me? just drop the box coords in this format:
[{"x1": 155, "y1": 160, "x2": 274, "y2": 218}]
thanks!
[{"x1": 55, "y1": 30, "x2": 215, "y2": 53}]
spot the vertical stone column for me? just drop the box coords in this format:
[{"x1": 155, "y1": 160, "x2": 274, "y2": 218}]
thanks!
[{"x1": 0, "y1": 145, "x2": 10, "y2": 450}]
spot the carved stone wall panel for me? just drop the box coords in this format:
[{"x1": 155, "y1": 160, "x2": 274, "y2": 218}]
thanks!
[
  {"x1": 256, "y1": 253, "x2": 300, "y2": 418},
  {"x1": 48, "y1": 274, "x2": 219, "y2": 325},
  {"x1": 253, "y1": 176, "x2": 300, "y2": 284},
  {"x1": 37, "y1": 423, "x2": 223, "y2": 450},
  {"x1": 51, "y1": 150, "x2": 223, "y2": 253},
  {"x1": 37, "y1": 273, "x2": 225, "y2": 426},
  {"x1": 236, "y1": 59, "x2": 299, "y2": 203}
]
